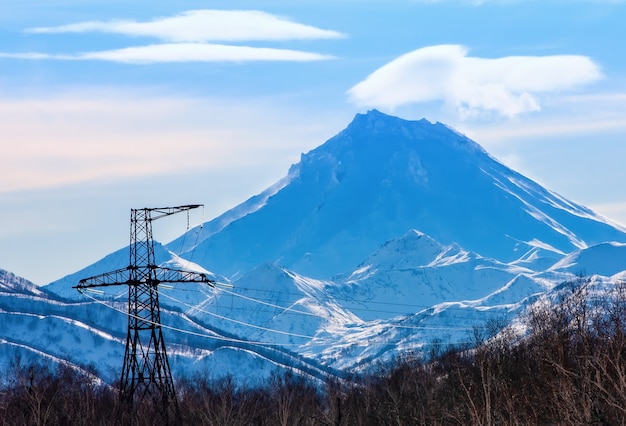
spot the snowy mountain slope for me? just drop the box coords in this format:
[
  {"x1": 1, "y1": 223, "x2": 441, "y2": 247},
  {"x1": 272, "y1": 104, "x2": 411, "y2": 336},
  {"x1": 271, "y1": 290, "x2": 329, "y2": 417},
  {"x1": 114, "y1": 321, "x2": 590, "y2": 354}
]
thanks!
[
  {"x1": 176, "y1": 263, "x2": 361, "y2": 347},
  {"x1": 43, "y1": 242, "x2": 215, "y2": 301},
  {"x1": 0, "y1": 271, "x2": 122, "y2": 379},
  {"x1": 170, "y1": 110, "x2": 626, "y2": 280},
  {"x1": 325, "y1": 230, "x2": 538, "y2": 321},
  {"x1": 548, "y1": 242, "x2": 626, "y2": 277},
  {"x1": 301, "y1": 299, "x2": 528, "y2": 370},
  {"x1": 300, "y1": 242, "x2": 626, "y2": 371},
  {"x1": 168, "y1": 170, "x2": 299, "y2": 255},
  {"x1": 9, "y1": 109, "x2": 626, "y2": 383},
  {"x1": 0, "y1": 269, "x2": 46, "y2": 297},
  {"x1": 1, "y1": 268, "x2": 338, "y2": 385}
]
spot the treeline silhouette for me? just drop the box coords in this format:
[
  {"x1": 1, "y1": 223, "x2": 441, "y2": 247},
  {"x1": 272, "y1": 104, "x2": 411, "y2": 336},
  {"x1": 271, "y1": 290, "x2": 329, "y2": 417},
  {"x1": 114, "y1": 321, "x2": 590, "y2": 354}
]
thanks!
[{"x1": 2, "y1": 278, "x2": 625, "y2": 425}]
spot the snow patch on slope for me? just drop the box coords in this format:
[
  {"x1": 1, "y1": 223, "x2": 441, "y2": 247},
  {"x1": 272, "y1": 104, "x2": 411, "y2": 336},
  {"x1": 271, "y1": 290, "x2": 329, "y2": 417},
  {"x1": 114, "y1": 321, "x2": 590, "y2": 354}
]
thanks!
[
  {"x1": 549, "y1": 242, "x2": 626, "y2": 277},
  {"x1": 170, "y1": 169, "x2": 299, "y2": 254}
]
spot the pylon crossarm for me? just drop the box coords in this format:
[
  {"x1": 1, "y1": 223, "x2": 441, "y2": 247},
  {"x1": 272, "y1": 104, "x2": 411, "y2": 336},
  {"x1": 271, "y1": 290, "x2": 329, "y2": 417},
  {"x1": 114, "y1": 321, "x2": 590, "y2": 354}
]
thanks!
[
  {"x1": 73, "y1": 266, "x2": 214, "y2": 290},
  {"x1": 154, "y1": 267, "x2": 215, "y2": 286},
  {"x1": 73, "y1": 267, "x2": 132, "y2": 289},
  {"x1": 146, "y1": 204, "x2": 202, "y2": 221}
]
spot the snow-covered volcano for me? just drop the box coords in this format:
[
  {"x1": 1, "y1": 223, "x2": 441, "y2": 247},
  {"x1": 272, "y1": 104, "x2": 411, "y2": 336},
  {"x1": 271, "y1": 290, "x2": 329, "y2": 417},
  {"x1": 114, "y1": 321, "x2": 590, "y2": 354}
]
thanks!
[
  {"x1": 170, "y1": 109, "x2": 626, "y2": 280},
  {"x1": 5, "y1": 110, "x2": 626, "y2": 383}
]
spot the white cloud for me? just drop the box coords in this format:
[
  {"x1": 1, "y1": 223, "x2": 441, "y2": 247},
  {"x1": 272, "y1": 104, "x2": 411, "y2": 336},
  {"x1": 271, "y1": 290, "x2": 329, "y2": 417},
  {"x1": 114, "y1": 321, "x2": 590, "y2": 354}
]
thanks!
[
  {"x1": 0, "y1": 43, "x2": 334, "y2": 63},
  {"x1": 348, "y1": 44, "x2": 602, "y2": 119},
  {"x1": 8, "y1": 10, "x2": 342, "y2": 63},
  {"x1": 464, "y1": 115, "x2": 626, "y2": 143},
  {"x1": 27, "y1": 9, "x2": 345, "y2": 42},
  {"x1": 460, "y1": 92, "x2": 626, "y2": 142}
]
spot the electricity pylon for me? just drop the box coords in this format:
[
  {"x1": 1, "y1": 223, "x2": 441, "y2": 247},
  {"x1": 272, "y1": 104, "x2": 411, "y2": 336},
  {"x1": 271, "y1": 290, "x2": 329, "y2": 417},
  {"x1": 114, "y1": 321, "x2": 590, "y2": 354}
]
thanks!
[{"x1": 75, "y1": 205, "x2": 213, "y2": 420}]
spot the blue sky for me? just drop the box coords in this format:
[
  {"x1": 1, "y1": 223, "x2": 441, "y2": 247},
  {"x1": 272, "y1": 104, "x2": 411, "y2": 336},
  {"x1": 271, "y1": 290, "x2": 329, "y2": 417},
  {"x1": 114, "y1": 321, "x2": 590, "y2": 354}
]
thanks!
[{"x1": 1, "y1": 0, "x2": 625, "y2": 284}]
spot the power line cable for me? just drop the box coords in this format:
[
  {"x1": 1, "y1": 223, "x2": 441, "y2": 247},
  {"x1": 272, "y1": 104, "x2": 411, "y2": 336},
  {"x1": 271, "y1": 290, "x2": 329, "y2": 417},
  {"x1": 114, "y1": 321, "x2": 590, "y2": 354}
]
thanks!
[
  {"x1": 212, "y1": 287, "x2": 488, "y2": 331},
  {"x1": 162, "y1": 279, "x2": 519, "y2": 319},
  {"x1": 78, "y1": 289, "x2": 305, "y2": 347},
  {"x1": 89, "y1": 281, "x2": 502, "y2": 328},
  {"x1": 159, "y1": 291, "x2": 316, "y2": 339},
  {"x1": 222, "y1": 285, "x2": 510, "y2": 313},
  {"x1": 186, "y1": 205, "x2": 204, "y2": 264},
  {"x1": 218, "y1": 287, "x2": 333, "y2": 318},
  {"x1": 77, "y1": 289, "x2": 498, "y2": 353}
]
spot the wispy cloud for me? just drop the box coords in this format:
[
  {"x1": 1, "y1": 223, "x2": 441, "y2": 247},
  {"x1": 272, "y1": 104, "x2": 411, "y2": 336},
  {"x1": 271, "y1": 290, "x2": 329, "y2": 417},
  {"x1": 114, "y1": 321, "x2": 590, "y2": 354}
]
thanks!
[
  {"x1": 461, "y1": 92, "x2": 626, "y2": 142},
  {"x1": 0, "y1": 43, "x2": 334, "y2": 64},
  {"x1": 27, "y1": 10, "x2": 345, "y2": 42},
  {"x1": 464, "y1": 115, "x2": 626, "y2": 144},
  {"x1": 348, "y1": 44, "x2": 602, "y2": 119},
  {"x1": 3, "y1": 10, "x2": 342, "y2": 64}
]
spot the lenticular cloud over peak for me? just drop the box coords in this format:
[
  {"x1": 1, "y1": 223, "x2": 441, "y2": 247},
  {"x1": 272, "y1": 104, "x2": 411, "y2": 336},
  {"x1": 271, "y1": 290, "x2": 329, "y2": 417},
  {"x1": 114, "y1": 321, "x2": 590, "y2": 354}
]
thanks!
[
  {"x1": 27, "y1": 9, "x2": 345, "y2": 43},
  {"x1": 348, "y1": 44, "x2": 603, "y2": 119}
]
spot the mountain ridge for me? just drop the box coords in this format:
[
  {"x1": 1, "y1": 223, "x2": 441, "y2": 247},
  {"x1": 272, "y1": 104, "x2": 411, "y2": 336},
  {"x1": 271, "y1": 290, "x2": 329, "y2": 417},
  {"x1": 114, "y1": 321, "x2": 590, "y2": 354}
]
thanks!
[
  {"x1": 171, "y1": 109, "x2": 626, "y2": 279},
  {"x1": 3, "y1": 110, "x2": 626, "y2": 384}
]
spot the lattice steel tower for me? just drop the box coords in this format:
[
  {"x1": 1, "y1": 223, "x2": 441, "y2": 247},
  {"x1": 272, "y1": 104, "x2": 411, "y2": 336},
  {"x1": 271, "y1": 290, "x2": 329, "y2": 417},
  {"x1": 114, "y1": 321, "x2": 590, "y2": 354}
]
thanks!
[{"x1": 75, "y1": 205, "x2": 213, "y2": 419}]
